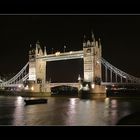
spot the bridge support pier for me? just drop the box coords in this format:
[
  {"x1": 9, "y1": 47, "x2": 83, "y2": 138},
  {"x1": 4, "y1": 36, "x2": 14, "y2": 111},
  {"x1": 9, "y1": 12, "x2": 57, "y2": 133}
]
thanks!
[
  {"x1": 33, "y1": 84, "x2": 40, "y2": 92},
  {"x1": 78, "y1": 82, "x2": 107, "y2": 99},
  {"x1": 90, "y1": 85, "x2": 106, "y2": 99},
  {"x1": 28, "y1": 81, "x2": 51, "y2": 93},
  {"x1": 45, "y1": 82, "x2": 51, "y2": 93}
]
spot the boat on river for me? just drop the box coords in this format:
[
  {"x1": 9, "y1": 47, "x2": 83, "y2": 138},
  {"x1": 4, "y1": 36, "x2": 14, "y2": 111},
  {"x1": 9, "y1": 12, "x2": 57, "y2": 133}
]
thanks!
[{"x1": 24, "y1": 98, "x2": 48, "y2": 105}]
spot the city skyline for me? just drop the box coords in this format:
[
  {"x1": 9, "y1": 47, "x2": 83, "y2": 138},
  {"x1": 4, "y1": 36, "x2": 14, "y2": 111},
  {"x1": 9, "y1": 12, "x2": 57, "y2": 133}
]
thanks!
[{"x1": 0, "y1": 15, "x2": 140, "y2": 82}]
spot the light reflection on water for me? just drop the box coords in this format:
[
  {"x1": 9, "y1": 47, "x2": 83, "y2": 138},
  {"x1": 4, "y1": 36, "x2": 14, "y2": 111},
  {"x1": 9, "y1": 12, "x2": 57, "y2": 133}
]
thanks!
[
  {"x1": 13, "y1": 96, "x2": 25, "y2": 125},
  {"x1": 0, "y1": 96, "x2": 140, "y2": 125}
]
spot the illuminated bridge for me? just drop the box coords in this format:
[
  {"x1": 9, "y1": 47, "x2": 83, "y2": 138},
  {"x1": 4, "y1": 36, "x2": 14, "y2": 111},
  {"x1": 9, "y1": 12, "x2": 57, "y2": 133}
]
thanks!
[{"x1": 1, "y1": 33, "x2": 140, "y2": 94}]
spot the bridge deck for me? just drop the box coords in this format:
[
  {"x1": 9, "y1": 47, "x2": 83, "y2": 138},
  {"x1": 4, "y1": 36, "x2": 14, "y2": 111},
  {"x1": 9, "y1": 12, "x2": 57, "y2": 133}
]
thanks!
[
  {"x1": 49, "y1": 83, "x2": 79, "y2": 88},
  {"x1": 37, "y1": 50, "x2": 84, "y2": 61},
  {"x1": 101, "y1": 82, "x2": 140, "y2": 86}
]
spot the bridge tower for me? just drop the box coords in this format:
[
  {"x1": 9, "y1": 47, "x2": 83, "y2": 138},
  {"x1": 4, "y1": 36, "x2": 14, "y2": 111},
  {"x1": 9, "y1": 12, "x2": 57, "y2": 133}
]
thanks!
[
  {"x1": 28, "y1": 41, "x2": 46, "y2": 92},
  {"x1": 83, "y1": 33, "x2": 106, "y2": 97}
]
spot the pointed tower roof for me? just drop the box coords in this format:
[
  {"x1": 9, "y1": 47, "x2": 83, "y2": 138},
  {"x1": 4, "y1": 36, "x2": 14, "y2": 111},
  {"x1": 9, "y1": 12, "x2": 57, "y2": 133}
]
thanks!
[
  {"x1": 83, "y1": 34, "x2": 86, "y2": 42},
  {"x1": 36, "y1": 40, "x2": 40, "y2": 44},
  {"x1": 91, "y1": 31, "x2": 95, "y2": 42},
  {"x1": 83, "y1": 34, "x2": 87, "y2": 47},
  {"x1": 99, "y1": 38, "x2": 101, "y2": 46},
  {"x1": 44, "y1": 46, "x2": 47, "y2": 56}
]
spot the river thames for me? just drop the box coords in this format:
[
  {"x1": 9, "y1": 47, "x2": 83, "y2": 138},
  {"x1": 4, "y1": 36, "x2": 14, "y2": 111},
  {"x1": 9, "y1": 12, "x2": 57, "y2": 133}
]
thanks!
[{"x1": 0, "y1": 95, "x2": 140, "y2": 126}]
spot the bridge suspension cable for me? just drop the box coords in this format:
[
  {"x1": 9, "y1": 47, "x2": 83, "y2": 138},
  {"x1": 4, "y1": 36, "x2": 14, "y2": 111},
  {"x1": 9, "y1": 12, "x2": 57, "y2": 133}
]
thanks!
[
  {"x1": 101, "y1": 58, "x2": 140, "y2": 84},
  {"x1": 0, "y1": 62, "x2": 29, "y2": 87}
]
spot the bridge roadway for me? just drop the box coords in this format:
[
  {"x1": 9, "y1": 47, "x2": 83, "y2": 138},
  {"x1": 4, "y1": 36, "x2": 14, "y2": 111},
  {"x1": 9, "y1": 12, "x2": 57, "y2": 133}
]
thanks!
[
  {"x1": 36, "y1": 50, "x2": 84, "y2": 61},
  {"x1": 101, "y1": 82, "x2": 140, "y2": 86},
  {"x1": 49, "y1": 83, "x2": 80, "y2": 88},
  {"x1": 2, "y1": 83, "x2": 80, "y2": 88},
  {"x1": 50, "y1": 82, "x2": 140, "y2": 87},
  {"x1": 2, "y1": 82, "x2": 140, "y2": 88}
]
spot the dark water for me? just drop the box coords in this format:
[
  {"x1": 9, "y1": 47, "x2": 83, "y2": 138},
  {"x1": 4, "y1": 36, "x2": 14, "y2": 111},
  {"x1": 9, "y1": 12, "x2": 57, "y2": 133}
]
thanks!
[{"x1": 0, "y1": 95, "x2": 140, "y2": 126}]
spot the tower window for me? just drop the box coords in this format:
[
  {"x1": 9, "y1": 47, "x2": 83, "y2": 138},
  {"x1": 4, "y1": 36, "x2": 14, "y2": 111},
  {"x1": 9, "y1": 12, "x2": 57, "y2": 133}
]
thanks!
[{"x1": 86, "y1": 48, "x2": 91, "y2": 53}]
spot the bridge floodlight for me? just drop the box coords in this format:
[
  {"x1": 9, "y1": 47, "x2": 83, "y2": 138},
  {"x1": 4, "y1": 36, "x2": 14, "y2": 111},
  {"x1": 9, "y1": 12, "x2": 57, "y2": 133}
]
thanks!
[
  {"x1": 91, "y1": 83, "x2": 95, "y2": 89},
  {"x1": 69, "y1": 51, "x2": 72, "y2": 54},
  {"x1": 78, "y1": 74, "x2": 81, "y2": 81},
  {"x1": 31, "y1": 86, "x2": 34, "y2": 91},
  {"x1": 55, "y1": 51, "x2": 60, "y2": 56},
  {"x1": 18, "y1": 84, "x2": 21, "y2": 88},
  {"x1": 97, "y1": 60, "x2": 100, "y2": 64}
]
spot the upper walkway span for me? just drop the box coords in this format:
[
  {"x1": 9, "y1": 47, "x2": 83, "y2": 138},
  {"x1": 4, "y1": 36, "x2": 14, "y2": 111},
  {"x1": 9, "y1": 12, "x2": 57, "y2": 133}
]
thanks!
[{"x1": 36, "y1": 50, "x2": 84, "y2": 61}]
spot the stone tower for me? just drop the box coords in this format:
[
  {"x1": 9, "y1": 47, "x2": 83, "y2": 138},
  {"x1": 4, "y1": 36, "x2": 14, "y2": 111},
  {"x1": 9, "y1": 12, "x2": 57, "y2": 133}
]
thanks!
[
  {"x1": 83, "y1": 32, "x2": 102, "y2": 83},
  {"x1": 28, "y1": 41, "x2": 46, "y2": 92},
  {"x1": 83, "y1": 33, "x2": 105, "y2": 96}
]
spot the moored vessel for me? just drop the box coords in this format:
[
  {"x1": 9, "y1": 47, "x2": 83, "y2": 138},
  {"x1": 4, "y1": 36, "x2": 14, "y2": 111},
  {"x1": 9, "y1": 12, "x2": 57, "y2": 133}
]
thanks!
[{"x1": 24, "y1": 98, "x2": 48, "y2": 105}]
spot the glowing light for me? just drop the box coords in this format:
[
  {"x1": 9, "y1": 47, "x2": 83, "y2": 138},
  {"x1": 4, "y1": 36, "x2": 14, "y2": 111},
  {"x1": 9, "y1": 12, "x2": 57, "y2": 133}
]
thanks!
[
  {"x1": 84, "y1": 73, "x2": 90, "y2": 81},
  {"x1": 18, "y1": 84, "x2": 21, "y2": 88},
  {"x1": 83, "y1": 84, "x2": 89, "y2": 91},
  {"x1": 105, "y1": 87, "x2": 108, "y2": 90},
  {"x1": 25, "y1": 85, "x2": 29, "y2": 90},
  {"x1": 31, "y1": 86, "x2": 34, "y2": 91},
  {"x1": 97, "y1": 61, "x2": 100, "y2": 64},
  {"x1": 105, "y1": 97, "x2": 109, "y2": 104},
  {"x1": 70, "y1": 98, "x2": 76, "y2": 105},
  {"x1": 55, "y1": 51, "x2": 60, "y2": 56},
  {"x1": 111, "y1": 99, "x2": 117, "y2": 108},
  {"x1": 69, "y1": 51, "x2": 72, "y2": 54},
  {"x1": 104, "y1": 98, "x2": 110, "y2": 109},
  {"x1": 91, "y1": 83, "x2": 95, "y2": 89}
]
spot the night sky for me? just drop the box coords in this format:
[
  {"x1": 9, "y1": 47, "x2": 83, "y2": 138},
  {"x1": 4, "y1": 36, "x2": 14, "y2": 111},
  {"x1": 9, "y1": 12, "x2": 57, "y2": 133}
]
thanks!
[{"x1": 0, "y1": 15, "x2": 140, "y2": 82}]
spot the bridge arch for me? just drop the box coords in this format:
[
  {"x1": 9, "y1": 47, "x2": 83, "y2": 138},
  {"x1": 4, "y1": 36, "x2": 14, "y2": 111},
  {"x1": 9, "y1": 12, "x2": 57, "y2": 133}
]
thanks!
[{"x1": 51, "y1": 85, "x2": 78, "y2": 95}]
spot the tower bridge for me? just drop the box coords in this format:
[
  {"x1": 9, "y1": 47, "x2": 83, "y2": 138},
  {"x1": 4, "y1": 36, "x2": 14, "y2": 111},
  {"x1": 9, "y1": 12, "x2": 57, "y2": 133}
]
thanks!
[{"x1": 1, "y1": 32, "x2": 140, "y2": 98}]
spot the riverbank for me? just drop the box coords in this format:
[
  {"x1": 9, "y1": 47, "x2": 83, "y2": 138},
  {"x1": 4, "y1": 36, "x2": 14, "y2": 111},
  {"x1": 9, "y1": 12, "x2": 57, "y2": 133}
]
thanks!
[
  {"x1": 106, "y1": 89, "x2": 140, "y2": 97},
  {"x1": 0, "y1": 90, "x2": 79, "y2": 97},
  {"x1": 0, "y1": 90, "x2": 51, "y2": 97},
  {"x1": 51, "y1": 94, "x2": 78, "y2": 98}
]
